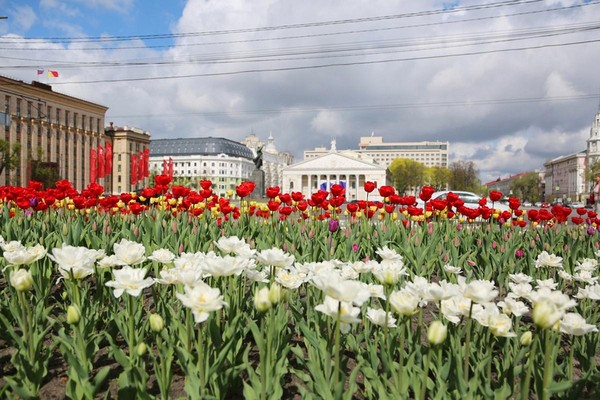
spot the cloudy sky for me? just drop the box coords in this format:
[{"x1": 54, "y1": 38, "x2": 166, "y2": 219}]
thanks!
[{"x1": 2, "y1": 0, "x2": 600, "y2": 183}]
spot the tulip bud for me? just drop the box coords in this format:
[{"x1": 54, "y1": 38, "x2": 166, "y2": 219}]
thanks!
[
  {"x1": 9, "y1": 268, "x2": 34, "y2": 292},
  {"x1": 254, "y1": 287, "x2": 272, "y2": 313},
  {"x1": 149, "y1": 313, "x2": 164, "y2": 333},
  {"x1": 268, "y1": 284, "x2": 281, "y2": 305},
  {"x1": 427, "y1": 320, "x2": 447, "y2": 345},
  {"x1": 66, "y1": 305, "x2": 81, "y2": 325},
  {"x1": 520, "y1": 331, "x2": 532, "y2": 346},
  {"x1": 136, "y1": 342, "x2": 147, "y2": 356}
]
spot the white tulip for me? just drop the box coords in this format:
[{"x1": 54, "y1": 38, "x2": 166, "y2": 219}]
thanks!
[
  {"x1": 113, "y1": 239, "x2": 146, "y2": 266},
  {"x1": 105, "y1": 266, "x2": 154, "y2": 298}
]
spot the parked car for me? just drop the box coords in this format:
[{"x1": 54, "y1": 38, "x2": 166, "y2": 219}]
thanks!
[
  {"x1": 522, "y1": 201, "x2": 532, "y2": 207},
  {"x1": 570, "y1": 201, "x2": 585, "y2": 209},
  {"x1": 416, "y1": 191, "x2": 511, "y2": 211}
]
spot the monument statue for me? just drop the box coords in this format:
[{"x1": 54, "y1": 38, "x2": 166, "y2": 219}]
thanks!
[{"x1": 253, "y1": 146, "x2": 263, "y2": 170}]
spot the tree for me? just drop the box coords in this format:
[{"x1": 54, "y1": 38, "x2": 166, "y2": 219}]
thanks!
[
  {"x1": 587, "y1": 159, "x2": 600, "y2": 183},
  {"x1": 0, "y1": 139, "x2": 21, "y2": 177},
  {"x1": 388, "y1": 158, "x2": 426, "y2": 194},
  {"x1": 425, "y1": 166, "x2": 451, "y2": 190},
  {"x1": 448, "y1": 161, "x2": 480, "y2": 192},
  {"x1": 510, "y1": 172, "x2": 541, "y2": 201}
]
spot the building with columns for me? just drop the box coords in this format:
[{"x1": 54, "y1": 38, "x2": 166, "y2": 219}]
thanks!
[
  {"x1": 0, "y1": 75, "x2": 150, "y2": 193},
  {"x1": 0, "y1": 75, "x2": 107, "y2": 190},
  {"x1": 241, "y1": 132, "x2": 294, "y2": 189},
  {"x1": 105, "y1": 124, "x2": 151, "y2": 194},
  {"x1": 283, "y1": 140, "x2": 389, "y2": 201}
]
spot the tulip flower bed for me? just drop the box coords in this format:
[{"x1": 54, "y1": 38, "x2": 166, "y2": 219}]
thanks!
[{"x1": 0, "y1": 178, "x2": 599, "y2": 399}]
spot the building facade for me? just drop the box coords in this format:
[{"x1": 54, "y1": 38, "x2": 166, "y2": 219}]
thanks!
[
  {"x1": 283, "y1": 142, "x2": 389, "y2": 201},
  {"x1": 304, "y1": 135, "x2": 449, "y2": 169},
  {"x1": 586, "y1": 106, "x2": 600, "y2": 171},
  {"x1": 149, "y1": 137, "x2": 255, "y2": 196},
  {"x1": 240, "y1": 133, "x2": 294, "y2": 189},
  {"x1": 0, "y1": 76, "x2": 108, "y2": 190},
  {"x1": 105, "y1": 124, "x2": 151, "y2": 194},
  {"x1": 544, "y1": 151, "x2": 587, "y2": 202},
  {"x1": 0, "y1": 75, "x2": 149, "y2": 193}
]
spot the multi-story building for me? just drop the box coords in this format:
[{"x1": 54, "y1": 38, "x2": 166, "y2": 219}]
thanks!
[
  {"x1": 484, "y1": 170, "x2": 545, "y2": 200},
  {"x1": 0, "y1": 75, "x2": 108, "y2": 190},
  {"x1": 586, "y1": 106, "x2": 600, "y2": 170},
  {"x1": 149, "y1": 137, "x2": 255, "y2": 196},
  {"x1": 283, "y1": 139, "x2": 389, "y2": 201},
  {"x1": 105, "y1": 124, "x2": 151, "y2": 194},
  {"x1": 240, "y1": 133, "x2": 294, "y2": 188},
  {"x1": 0, "y1": 75, "x2": 149, "y2": 193},
  {"x1": 304, "y1": 135, "x2": 449, "y2": 168},
  {"x1": 544, "y1": 151, "x2": 587, "y2": 202}
]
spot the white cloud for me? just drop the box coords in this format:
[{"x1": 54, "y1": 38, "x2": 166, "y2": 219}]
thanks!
[
  {"x1": 40, "y1": 0, "x2": 79, "y2": 18},
  {"x1": 10, "y1": 5, "x2": 37, "y2": 31},
  {"x1": 73, "y1": 0, "x2": 134, "y2": 13}
]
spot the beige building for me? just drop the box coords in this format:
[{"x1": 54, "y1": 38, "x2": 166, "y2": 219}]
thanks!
[
  {"x1": 304, "y1": 135, "x2": 449, "y2": 168},
  {"x1": 544, "y1": 151, "x2": 587, "y2": 202},
  {"x1": 105, "y1": 124, "x2": 151, "y2": 194},
  {"x1": 1, "y1": 76, "x2": 107, "y2": 190},
  {"x1": 0, "y1": 75, "x2": 149, "y2": 193}
]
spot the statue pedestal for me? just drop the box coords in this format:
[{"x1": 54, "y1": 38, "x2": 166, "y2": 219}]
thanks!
[{"x1": 251, "y1": 169, "x2": 265, "y2": 199}]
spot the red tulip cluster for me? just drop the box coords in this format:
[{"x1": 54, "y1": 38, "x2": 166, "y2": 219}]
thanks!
[{"x1": 0, "y1": 179, "x2": 597, "y2": 227}]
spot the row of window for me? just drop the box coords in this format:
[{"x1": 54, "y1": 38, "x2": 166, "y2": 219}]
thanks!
[{"x1": 3, "y1": 96, "x2": 102, "y2": 133}]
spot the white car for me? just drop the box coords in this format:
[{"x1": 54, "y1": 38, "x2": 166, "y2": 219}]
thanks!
[{"x1": 416, "y1": 190, "x2": 511, "y2": 212}]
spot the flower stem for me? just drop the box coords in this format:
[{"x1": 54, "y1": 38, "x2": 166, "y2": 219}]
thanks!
[
  {"x1": 520, "y1": 331, "x2": 538, "y2": 399},
  {"x1": 420, "y1": 347, "x2": 432, "y2": 400},
  {"x1": 260, "y1": 314, "x2": 268, "y2": 400},
  {"x1": 542, "y1": 330, "x2": 554, "y2": 400},
  {"x1": 397, "y1": 316, "x2": 406, "y2": 395},
  {"x1": 127, "y1": 294, "x2": 136, "y2": 359},
  {"x1": 334, "y1": 301, "x2": 342, "y2": 396},
  {"x1": 463, "y1": 303, "x2": 474, "y2": 382},
  {"x1": 196, "y1": 323, "x2": 205, "y2": 396},
  {"x1": 568, "y1": 338, "x2": 574, "y2": 381}
]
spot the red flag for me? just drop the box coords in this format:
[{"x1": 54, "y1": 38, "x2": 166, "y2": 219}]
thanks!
[
  {"x1": 105, "y1": 142, "x2": 113, "y2": 174},
  {"x1": 131, "y1": 154, "x2": 138, "y2": 185},
  {"x1": 138, "y1": 151, "x2": 144, "y2": 181},
  {"x1": 168, "y1": 157, "x2": 173, "y2": 179},
  {"x1": 97, "y1": 145, "x2": 105, "y2": 178},
  {"x1": 144, "y1": 148, "x2": 150, "y2": 177},
  {"x1": 48, "y1": 70, "x2": 59, "y2": 78},
  {"x1": 90, "y1": 149, "x2": 97, "y2": 183}
]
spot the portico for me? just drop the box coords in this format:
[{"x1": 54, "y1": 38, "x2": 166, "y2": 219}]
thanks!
[{"x1": 282, "y1": 151, "x2": 389, "y2": 201}]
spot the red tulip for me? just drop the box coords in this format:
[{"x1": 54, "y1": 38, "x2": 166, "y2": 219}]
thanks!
[
  {"x1": 266, "y1": 186, "x2": 280, "y2": 199},
  {"x1": 378, "y1": 185, "x2": 395, "y2": 198},
  {"x1": 364, "y1": 181, "x2": 377, "y2": 193},
  {"x1": 489, "y1": 191, "x2": 503, "y2": 202},
  {"x1": 419, "y1": 186, "x2": 435, "y2": 202}
]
